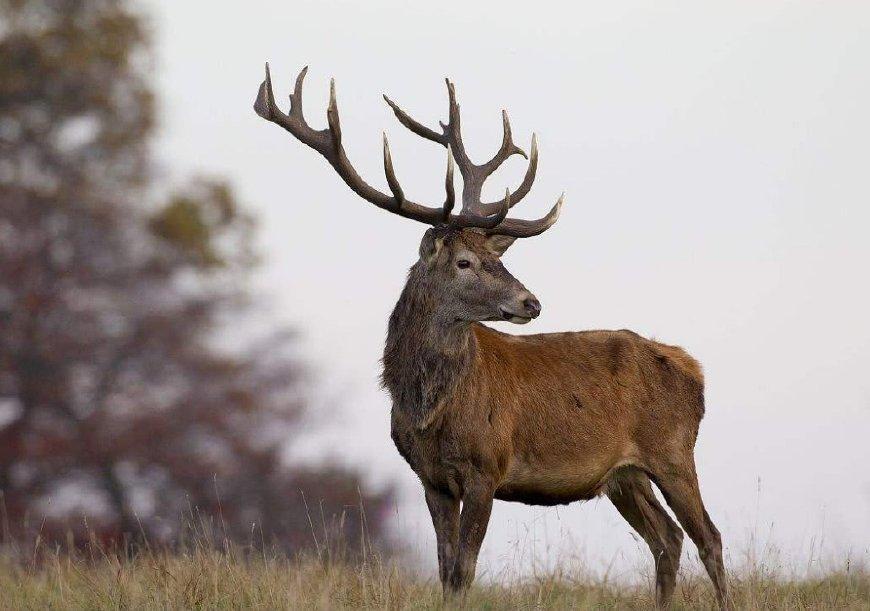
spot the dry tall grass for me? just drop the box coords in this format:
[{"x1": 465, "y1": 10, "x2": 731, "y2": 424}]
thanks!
[{"x1": 0, "y1": 540, "x2": 867, "y2": 610}]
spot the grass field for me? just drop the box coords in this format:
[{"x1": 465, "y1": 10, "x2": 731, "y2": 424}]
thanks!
[{"x1": 0, "y1": 544, "x2": 867, "y2": 610}]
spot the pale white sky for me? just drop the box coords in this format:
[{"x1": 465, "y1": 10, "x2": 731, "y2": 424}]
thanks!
[{"x1": 150, "y1": 1, "x2": 869, "y2": 578}]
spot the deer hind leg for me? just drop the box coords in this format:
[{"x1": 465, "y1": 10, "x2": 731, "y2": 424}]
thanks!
[
  {"x1": 424, "y1": 486, "x2": 459, "y2": 593},
  {"x1": 651, "y1": 464, "x2": 730, "y2": 610},
  {"x1": 607, "y1": 467, "x2": 683, "y2": 608}
]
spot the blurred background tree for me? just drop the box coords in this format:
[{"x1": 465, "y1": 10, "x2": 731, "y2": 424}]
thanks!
[{"x1": 0, "y1": 0, "x2": 393, "y2": 554}]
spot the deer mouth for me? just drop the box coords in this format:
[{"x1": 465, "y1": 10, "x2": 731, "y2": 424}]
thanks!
[{"x1": 500, "y1": 308, "x2": 532, "y2": 324}]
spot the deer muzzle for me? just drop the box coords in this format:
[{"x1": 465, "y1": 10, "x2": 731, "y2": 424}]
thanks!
[{"x1": 499, "y1": 291, "x2": 541, "y2": 324}]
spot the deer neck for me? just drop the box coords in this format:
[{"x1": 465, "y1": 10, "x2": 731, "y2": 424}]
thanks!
[{"x1": 381, "y1": 264, "x2": 476, "y2": 427}]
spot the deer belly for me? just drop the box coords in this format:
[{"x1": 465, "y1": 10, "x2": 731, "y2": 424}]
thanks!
[{"x1": 495, "y1": 455, "x2": 620, "y2": 506}]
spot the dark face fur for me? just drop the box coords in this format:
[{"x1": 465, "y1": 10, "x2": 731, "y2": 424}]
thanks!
[{"x1": 418, "y1": 228, "x2": 541, "y2": 325}]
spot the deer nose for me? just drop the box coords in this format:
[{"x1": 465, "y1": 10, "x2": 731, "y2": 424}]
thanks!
[{"x1": 523, "y1": 297, "x2": 542, "y2": 318}]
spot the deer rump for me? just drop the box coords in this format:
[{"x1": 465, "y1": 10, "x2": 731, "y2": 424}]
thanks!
[{"x1": 394, "y1": 325, "x2": 705, "y2": 508}]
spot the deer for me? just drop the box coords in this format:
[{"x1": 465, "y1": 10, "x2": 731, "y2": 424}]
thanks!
[{"x1": 254, "y1": 64, "x2": 729, "y2": 610}]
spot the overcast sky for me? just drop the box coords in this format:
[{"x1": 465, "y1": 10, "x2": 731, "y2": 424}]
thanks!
[{"x1": 149, "y1": 1, "x2": 869, "y2": 578}]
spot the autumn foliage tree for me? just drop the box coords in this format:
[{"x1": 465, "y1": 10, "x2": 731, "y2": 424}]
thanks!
[{"x1": 0, "y1": 0, "x2": 393, "y2": 553}]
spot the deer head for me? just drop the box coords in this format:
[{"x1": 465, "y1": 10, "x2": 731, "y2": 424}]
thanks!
[{"x1": 254, "y1": 65, "x2": 564, "y2": 324}]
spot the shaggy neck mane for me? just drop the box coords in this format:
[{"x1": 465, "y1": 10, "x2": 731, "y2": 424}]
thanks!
[{"x1": 381, "y1": 262, "x2": 476, "y2": 427}]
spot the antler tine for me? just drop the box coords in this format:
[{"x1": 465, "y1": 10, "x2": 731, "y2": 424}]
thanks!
[
  {"x1": 289, "y1": 65, "x2": 308, "y2": 116},
  {"x1": 254, "y1": 62, "x2": 276, "y2": 119},
  {"x1": 382, "y1": 132, "x2": 404, "y2": 206},
  {"x1": 443, "y1": 145, "x2": 456, "y2": 221},
  {"x1": 383, "y1": 94, "x2": 445, "y2": 145},
  {"x1": 489, "y1": 192, "x2": 564, "y2": 238},
  {"x1": 478, "y1": 133, "x2": 539, "y2": 216},
  {"x1": 327, "y1": 78, "x2": 342, "y2": 148},
  {"x1": 440, "y1": 78, "x2": 474, "y2": 182},
  {"x1": 480, "y1": 110, "x2": 527, "y2": 177}
]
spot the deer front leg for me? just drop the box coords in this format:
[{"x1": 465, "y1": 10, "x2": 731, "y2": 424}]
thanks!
[
  {"x1": 447, "y1": 479, "x2": 495, "y2": 597},
  {"x1": 424, "y1": 486, "x2": 459, "y2": 591}
]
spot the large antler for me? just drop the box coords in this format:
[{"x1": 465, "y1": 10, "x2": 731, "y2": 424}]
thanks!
[
  {"x1": 254, "y1": 65, "x2": 563, "y2": 238},
  {"x1": 384, "y1": 79, "x2": 563, "y2": 237}
]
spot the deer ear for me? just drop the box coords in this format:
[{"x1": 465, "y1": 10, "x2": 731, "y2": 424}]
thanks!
[
  {"x1": 419, "y1": 228, "x2": 444, "y2": 263},
  {"x1": 484, "y1": 234, "x2": 516, "y2": 256}
]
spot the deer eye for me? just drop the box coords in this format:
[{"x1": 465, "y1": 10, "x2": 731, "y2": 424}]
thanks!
[{"x1": 456, "y1": 259, "x2": 471, "y2": 269}]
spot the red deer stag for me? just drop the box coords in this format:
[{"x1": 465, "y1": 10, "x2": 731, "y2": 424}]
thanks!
[{"x1": 254, "y1": 64, "x2": 729, "y2": 609}]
